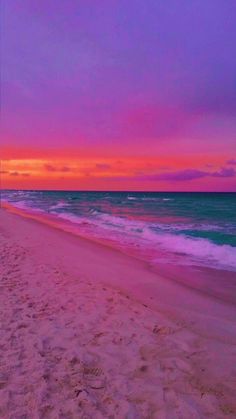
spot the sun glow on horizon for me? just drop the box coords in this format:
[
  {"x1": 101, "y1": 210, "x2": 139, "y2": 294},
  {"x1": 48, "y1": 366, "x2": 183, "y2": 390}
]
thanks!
[{"x1": 1, "y1": 152, "x2": 235, "y2": 192}]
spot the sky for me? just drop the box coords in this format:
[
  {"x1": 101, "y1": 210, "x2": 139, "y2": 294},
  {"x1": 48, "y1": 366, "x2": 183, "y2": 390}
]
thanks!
[{"x1": 1, "y1": 0, "x2": 236, "y2": 191}]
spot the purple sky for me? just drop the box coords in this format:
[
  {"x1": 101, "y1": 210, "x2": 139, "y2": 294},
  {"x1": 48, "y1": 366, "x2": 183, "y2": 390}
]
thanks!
[{"x1": 1, "y1": 0, "x2": 236, "y2": 190}]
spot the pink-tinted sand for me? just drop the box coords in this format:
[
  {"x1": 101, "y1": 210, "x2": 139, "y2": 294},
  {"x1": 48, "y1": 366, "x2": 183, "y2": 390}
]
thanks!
[{"x1": 0, "y1": 206, "x2": 236, "y2": 418}]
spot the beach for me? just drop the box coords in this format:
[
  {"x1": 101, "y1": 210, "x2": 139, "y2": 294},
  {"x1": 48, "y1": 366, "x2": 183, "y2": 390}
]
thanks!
[{"x1": 0, "y1": 207, "x2": 236, "y2": 418}]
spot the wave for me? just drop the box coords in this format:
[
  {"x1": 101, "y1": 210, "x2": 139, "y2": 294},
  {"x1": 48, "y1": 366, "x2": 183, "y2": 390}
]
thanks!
[
  {"x1": 13, "y1": 200, "x2": 31, "y2": 210},
  {"x1": 49, "y1": 201, "x2": 70, "y2": 210},
  {"x1": 94, "y1": 211, "x2": 224, "y2": 234},
  {"x1": 141, "y1": 197, "x2": 174, "y2": 201},
  {"x1": 150, "y1": 232, "x2": 236, "y2": 270},
  {"x1": 54, "y1": 211, "x2": 94, "y2": 226}
]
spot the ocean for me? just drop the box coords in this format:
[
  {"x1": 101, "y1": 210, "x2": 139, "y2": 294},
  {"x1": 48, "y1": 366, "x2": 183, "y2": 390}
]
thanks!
[{"x1": 2, "y1": 190, "x2": 236, "y2": 272}]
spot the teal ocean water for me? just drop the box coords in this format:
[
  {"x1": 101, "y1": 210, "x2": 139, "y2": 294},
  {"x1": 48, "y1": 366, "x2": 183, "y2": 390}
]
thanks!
[{"x1": 2, "y1": 190, "x2": 236, "y2": 271}]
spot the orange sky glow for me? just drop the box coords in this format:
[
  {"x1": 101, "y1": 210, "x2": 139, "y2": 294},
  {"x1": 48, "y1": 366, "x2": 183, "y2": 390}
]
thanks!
[{"x1": 1, "y1": 147, "x2": 235, "y2": 192}]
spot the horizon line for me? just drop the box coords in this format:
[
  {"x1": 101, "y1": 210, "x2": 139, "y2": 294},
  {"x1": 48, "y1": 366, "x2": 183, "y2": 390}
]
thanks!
[{"x1": 1, "y1": 188, "x2": 236, "y2": 194}]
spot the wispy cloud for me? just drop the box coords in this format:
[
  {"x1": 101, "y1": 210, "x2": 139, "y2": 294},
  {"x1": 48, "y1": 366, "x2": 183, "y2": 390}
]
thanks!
[
  {"x1": 61, "y1": 166, "x2": 71, "y2": 172},
  {"x1": 140, "y1": 169, "x2": 207, "y2": 182},
  {"x1": 44, "y1": 164, "x2": 56, "y2": 172},
  {"x1": 137, "y1": 167, "x2": 236, "y2": 182},
  {"x1": 95, "y1": 163, "x2": 111, "y2": 170},
  {"x1": 9, "y1": 171, "x2": 30, "y2": 177},
  {"x1": 211, "y1": 167, "x2": 235, "y2": 177},
  {"x1": 44, "y1": 164, "x2": 72, "y2": 172}
]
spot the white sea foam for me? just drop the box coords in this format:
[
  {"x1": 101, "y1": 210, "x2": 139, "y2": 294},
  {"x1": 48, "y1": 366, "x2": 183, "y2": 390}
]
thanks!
[
  {"x1": 98, "y1": 213, "x2": 135, "y2": 227},
  {"x1": 55, "y1": 212, "x2": 94, "y2": 226},
  {"x1": 49, "y1": 201, "x2": 70, "y2": 210},
  {"x1": 5, "y1": 200, "x2": 44, "y2": 213},
  {"x1": 149, "y1": 232, "x2": 236, "y2": 270},
  {"x1": 53, "y1": 212, "x2": 82, "y2": 223},
  {"x1": 13, "y1": 201, "x2": 30, "y2": 210},
  {"x1": 95, "y1": 212, "x2": 223, "y2": 235}
]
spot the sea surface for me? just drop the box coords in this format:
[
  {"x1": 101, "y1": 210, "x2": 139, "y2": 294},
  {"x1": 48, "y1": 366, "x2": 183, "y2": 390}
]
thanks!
[{"x1": 2, "y1": 190, "x2": 236, "y2": 272}]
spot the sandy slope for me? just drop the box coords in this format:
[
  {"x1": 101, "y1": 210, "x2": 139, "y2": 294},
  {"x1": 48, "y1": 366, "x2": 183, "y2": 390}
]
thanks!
[{"x1": 0, "y1": 208, "x2": 236, "y2": 418}]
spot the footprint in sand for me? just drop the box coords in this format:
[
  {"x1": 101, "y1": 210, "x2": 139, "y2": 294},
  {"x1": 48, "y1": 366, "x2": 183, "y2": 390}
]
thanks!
[
  {"x1": 82, "y1": 366, "x2": 106, "y2": 390},
  {"x1": 81, "y1": 353, "x2": 106, "y2": 390},
  {"x1": 0, "y1": 373, "x2": 8, "y2": 389},
  {"x1": 153, "y1": 325, "x2": 174, "y2": 335}
]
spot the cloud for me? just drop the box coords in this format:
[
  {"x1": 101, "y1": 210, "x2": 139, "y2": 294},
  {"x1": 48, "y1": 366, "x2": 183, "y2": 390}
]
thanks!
[
  {"x1": 95, "y1": 163, "x2": 111, "y2": 170},
  {"x1": 137, "y1": 167, "x2": 236, "y2": 182},
  {"x1": 211, "y1": 167, "x2": 236, "y2": 177},
  {"x1": 140, "y1": 169, "x2": 208, "y2": 182},
  {"x1": 44, "y1": 164, "x2": 56, "y2": 172},
  {"x1": 0, "y1": 170, "x2": 8, "y2": 174},
  {"x1": 9, "y1": 171, "x2": 30, "y2": 177},
  {"x1": 44, "y1": 164, "x2": 71, "y2": 172},
  {"x1": 61, "y1": 166, "x2": 71, "y2": 172},
  {"x1": 226, "y1": 159, "x2": 236, "y2": 165}
]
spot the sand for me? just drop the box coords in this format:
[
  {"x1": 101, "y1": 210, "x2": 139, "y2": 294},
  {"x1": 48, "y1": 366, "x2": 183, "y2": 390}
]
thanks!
[{"x1": 0, "y1": 207, "x2": 236, "y2": 418}]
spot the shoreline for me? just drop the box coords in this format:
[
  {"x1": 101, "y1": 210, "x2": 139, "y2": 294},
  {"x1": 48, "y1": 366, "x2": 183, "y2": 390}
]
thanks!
[
  {"x1": 0, "y1": 206, "x2": 236, "y2": 417},
  {"x1": 3, "y1": 201, "x2": 236, "y2": 307}
]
